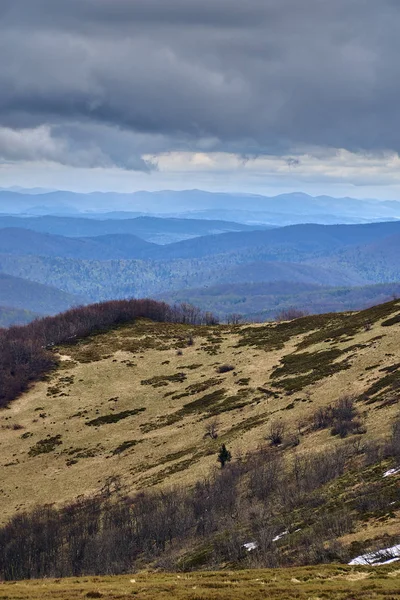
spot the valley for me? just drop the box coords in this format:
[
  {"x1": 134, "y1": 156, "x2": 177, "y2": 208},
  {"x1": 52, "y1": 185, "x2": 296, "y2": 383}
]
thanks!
[{"x1": 2, "y1": 218, "x2": 400, "y2": 325}]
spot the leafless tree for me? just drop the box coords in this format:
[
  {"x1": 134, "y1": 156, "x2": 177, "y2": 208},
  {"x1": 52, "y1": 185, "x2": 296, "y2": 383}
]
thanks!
[
  {"x1": 227, "y1": 313, "x2": 242, "y2": 325},
  {"x1": 204, "y1": 418, "x2": 220, "y2": 440},
  {"x1": 275, "y1": 308, "x2": 308, "y2": 322},
  {"x1": 267, "y1": 420, "x2": 285, "y2": 446}
]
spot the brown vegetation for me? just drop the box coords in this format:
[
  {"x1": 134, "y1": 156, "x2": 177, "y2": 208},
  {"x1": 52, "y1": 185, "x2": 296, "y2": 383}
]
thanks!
[
  {"x1": 1, "y1": 566, "x2": 400, "y2": 600},
  {"x1": 0, "y1": 415, "x2": 399, "y2": 580},
  {"x1": 312, "y1": 395, "x2": 366, "y2": 438},
  {"x1": 275, "y1": 307, "x2": 308, "y2": 322},
  {"x1": 0, "y1": 299, "x2": 218, "y2": 409},
  {"x1": 216, "y1": 364, "x2": 235, "y2": 374},
  {"x1": 1, "y1": 298, "x2": 400, "y2": 581}
]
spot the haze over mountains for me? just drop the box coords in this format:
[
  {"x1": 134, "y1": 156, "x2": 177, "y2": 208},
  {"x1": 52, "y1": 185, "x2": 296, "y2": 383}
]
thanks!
[
  {"x1": 0, "y1": 214, "x2": 260, "y2": 244},
  {"x1": 1, "y1": 187, "x2": 400, "y2": 225},
  {"x1": 0, "y1": 273, "x2": 80, "y2": 316},
  {"x1": 0, "y1": 187, "x2": 400, "y2": 325}
]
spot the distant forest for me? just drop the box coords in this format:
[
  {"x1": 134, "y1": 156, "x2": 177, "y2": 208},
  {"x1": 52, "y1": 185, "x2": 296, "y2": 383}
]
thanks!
[{"x1": 1, "y1": 218, "x2": 400, "y2": 325}]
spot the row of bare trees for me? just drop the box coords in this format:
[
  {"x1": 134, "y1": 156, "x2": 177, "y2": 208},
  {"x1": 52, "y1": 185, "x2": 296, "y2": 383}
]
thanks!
[
  {"x1": 1, "y1": 416, "x2": 399, "y2": 580},
  {"x1": 0, "y1": 299, "x2": 218, "y2": 408}
]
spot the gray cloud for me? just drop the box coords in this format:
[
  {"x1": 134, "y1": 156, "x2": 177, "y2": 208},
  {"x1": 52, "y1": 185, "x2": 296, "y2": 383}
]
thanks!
[{"x1": 1, "y1": 0, "x2": 400, "y2": 168}]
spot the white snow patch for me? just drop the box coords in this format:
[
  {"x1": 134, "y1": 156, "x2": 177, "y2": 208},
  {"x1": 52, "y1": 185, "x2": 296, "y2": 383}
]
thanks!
[
  {"x1": 243, "y1": 542, "x2": 258, "y2": 552},
  {"x1": 272, "y1": 530, "x2": 289, "y2": 542},
  {"x1": 349, "y1": 544, "x2": 400, "y2": 566},
  {"x1": 383, "y1": 466, "x2": 400, "y2": 477}
]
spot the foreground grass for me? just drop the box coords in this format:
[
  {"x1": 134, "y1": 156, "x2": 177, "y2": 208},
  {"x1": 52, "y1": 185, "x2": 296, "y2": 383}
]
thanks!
[{"x1": 1, "y1": 566, "x2": 400, "y2": 600}]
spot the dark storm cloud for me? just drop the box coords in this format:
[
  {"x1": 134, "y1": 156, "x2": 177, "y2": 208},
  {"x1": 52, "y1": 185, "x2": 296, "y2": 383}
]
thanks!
[{"x1": 1, "y1": 0, "x2": 400, "y2": 168}]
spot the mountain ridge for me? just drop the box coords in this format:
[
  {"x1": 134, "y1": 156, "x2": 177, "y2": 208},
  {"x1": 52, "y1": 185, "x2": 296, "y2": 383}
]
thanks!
[
  {"x1": 1, "y1": 188, "x2": 400, "y2": 225},
  {"x1": 0, "y1": 273, "x2": 82, "y2": 318}
]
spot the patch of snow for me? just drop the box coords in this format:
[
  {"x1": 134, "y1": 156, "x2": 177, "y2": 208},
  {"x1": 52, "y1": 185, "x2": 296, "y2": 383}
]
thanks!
[
  {"x1": 272, "y1": 530, "x2": 289, "y2": 542},
  {"x1": 349, "y1": 544, "x2": 400, "y2": 566},
  {"x1": 383, "y1": 466, "x2": 400, "y2": 477},
  {"x1": 243, "y1": 541, "x2": 258, "y2": 552},
  {"x1": 378, "y1": 557, "x2": 400, "y2": 565}
]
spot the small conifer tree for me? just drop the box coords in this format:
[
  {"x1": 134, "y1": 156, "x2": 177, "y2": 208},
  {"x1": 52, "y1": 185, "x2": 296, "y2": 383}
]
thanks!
[{"x1": 217, "y1": 444, "x2": 231, "y2": 468}]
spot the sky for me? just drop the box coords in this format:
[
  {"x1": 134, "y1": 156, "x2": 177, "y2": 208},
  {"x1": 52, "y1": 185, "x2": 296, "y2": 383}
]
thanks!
[{"x1": 1, "y1": 0, "x2": 400, "y2": 199}]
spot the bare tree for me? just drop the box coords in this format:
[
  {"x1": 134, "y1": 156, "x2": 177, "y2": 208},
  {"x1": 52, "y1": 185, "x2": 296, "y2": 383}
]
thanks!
[
  {"x1": 204, "y1": 418, "x2": 220, "y2": 440},
  {"x1": 267, "y1": 420, "x2": 285, "y2": 446},
  {"x1": 275, "y1": 308, "x2": 308, "y2": 322},
  {"x1": 227, "y1": 313, "x2": 242, "y2": 325}
]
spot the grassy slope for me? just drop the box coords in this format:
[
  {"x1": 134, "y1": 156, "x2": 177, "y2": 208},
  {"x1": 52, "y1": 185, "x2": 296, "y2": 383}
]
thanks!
[
  {"x1": 1, "y1": 566, "x2": 400, "y2": 599},
  {"x1": 1, "y1": 300, "x2": 400, "y2": 537}
]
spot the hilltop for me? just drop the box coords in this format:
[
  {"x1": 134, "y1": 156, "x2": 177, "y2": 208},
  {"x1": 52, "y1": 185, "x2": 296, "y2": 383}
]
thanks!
[{"x1": 0, "y1": 298, "x2": 399, "y2": 577}]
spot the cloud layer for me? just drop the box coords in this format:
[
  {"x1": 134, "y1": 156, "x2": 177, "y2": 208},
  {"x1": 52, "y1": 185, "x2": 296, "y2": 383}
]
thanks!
[{"x1": 0, "y1": 1, "x2": 399, "y2": 171}]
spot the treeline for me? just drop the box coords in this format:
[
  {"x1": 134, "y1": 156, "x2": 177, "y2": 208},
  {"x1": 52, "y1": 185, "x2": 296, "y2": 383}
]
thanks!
[
  {"x1": 0, "y1": 299, "x2": 218, "y2": 408},
  {"x1": 1, "y1": 419, "x2": 399, "y2": 580},
  {"x1": 162, "y1": 282, "x2": 400, "y2": 323}
]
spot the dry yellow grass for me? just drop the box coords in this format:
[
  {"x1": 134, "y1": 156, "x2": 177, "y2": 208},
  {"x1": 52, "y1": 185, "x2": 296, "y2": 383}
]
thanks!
[
  {"x1": 1, "y1": 565, "x2": 400, "y2": 599},
  {"x1": 339, "y1": 511, "x2": 400, "y2": 546},
  {"x1": 1, "y1": 303, "x2": 400, "y2": 527}
]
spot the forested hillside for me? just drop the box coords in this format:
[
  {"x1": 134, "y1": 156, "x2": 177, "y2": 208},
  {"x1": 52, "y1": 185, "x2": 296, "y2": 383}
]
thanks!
[
  {"x1": 159, "y1": 281, "x2": 400, "y2": 321},
  {"x1": 312, "y1": 233, "x2": 400, "y2": 283},
  {"x1": 0, "y1": 228, "x2": 159, "y2": 259},
  {"x1": 0, "y1": 274, "x2": 82, "y2": 318},
  {"x1": 1, "y1": 219, "x2": 400, "y2": 322},
  {"x1": 0, "y1": 306, "x2": 37, "y2": 327},
  {"x1": 143, "y1": 220, "x2": 400, "y2": 261}
]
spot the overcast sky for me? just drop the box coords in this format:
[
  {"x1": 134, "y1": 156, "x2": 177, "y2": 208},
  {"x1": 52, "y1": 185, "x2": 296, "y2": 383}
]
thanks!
[{"x1": 1, "y1": 0, "x2": 400, "y2": 198}]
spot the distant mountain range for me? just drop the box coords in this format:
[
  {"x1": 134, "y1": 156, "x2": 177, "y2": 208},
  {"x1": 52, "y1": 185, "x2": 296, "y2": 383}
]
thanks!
[
  {"x1": 144, "y1": 220, "x2": 400, "y2": 261},
  {"x1": 1, "y1": 188, "x2": 400, "y2": 226},
  {"x1": 0, "y1": 215, "x2": 262, "y2": 244},
  {"x1": 1, "y1": 218, "x2": 400, "y2": 261},
  {"x1": 311, "y1": 233, "x2": 400, "y2": 283},
  {"x1": 0, "y1": 228, "x2": 157, "y2": 260},
  {"x1": 1, "y1": 207, "x2": 400, "y2": 325}
]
